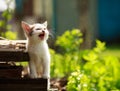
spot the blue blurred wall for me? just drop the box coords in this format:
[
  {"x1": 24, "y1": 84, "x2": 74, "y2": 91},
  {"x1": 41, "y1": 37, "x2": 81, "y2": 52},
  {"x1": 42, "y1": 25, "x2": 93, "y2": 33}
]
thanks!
[{"x1": 98, "y1": 0, "x2": 120, "y2": 43}]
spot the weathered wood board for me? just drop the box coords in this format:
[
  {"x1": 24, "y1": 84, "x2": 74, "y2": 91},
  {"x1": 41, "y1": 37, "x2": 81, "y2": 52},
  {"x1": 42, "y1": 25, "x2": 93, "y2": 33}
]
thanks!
[
  {"x1": 0, "y1": 40, "x2": 29, "y2": 62},
  {"x1": 0, "y1": 40, "x2": 48, "y2": 91},
  {"x1": 0, "y1": 78, "x2": 47, "y2": 91}
]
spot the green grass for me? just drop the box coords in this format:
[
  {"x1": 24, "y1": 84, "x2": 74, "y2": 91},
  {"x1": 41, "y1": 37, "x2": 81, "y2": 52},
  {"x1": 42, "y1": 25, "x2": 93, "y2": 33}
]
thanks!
[{"x1": 103, "y1": 45, "x2": 120, "y2": 59}]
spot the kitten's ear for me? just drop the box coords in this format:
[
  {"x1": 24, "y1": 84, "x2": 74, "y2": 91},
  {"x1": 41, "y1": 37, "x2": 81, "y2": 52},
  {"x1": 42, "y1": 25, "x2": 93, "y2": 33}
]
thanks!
[
  {"x1": 43, "y1": 21, "x2": 47, "y2": 27},
  {"x1": 21, "y1": 21, "x2": 31, "y2": 34}
]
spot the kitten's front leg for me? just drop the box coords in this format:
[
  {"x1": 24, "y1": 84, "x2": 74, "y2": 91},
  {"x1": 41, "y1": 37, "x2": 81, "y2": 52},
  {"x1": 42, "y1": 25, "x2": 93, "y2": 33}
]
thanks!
[
  {"x1": 42, "y1": 56, "x2": 50, "y2": 78},
  {"x1": 42, "y1": 56, "x2": 50, "y2": 89},
  {"x1": 29, "y1": 59, "x2": 37, "y2": 78}
]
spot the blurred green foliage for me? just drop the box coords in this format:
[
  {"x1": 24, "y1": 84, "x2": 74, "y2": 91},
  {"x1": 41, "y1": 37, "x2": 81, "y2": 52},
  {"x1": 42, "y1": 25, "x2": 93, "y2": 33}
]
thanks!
[
  {"x1": 67, "y1": 41, "x2": 120, "y2": 91},
  {"x1": 4, "y1": 30, "x2": 17, "y2": 40},
  {"x1": 50, "y1": 29, "x2": 120, "y2": 91},
  {"x1": 56, "y1": 29, "x2": 83, "y2": 53},
  {"x1": 50, "y1": 29, "x2": 83, "y2": 77},
  {"x1": 0, "y1": 0, "x2": 17, "y2": 40}
]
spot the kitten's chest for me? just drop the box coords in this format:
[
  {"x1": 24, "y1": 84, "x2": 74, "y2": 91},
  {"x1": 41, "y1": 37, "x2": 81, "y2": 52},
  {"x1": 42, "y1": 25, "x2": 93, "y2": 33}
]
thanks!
[{"x1": 28, "y1": 43, "x2": 48, "y2": 56}]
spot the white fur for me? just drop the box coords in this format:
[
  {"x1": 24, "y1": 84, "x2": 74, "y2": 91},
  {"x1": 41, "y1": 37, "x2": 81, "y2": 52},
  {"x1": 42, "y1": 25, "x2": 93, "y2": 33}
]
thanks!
[{"x1": 21, "y1": 21, "x2": 50, "y2": 79}]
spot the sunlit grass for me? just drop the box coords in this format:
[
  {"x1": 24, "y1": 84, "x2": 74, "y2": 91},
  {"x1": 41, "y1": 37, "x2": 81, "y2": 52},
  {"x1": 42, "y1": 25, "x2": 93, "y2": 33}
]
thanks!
[{"x1": 103, "y1": 45, "x2": 120, "y2": 59}]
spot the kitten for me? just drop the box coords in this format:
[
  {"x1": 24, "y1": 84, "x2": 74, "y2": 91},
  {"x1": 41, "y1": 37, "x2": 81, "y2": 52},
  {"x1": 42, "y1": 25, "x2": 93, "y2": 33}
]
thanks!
[{"x1": 21, "y1": 21, "x2": 50, "y2": 79}]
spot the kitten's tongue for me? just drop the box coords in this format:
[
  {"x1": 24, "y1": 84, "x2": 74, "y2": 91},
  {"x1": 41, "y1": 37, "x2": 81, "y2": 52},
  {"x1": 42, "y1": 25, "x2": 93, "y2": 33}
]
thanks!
[{"x1": 39, "y1": 32, "x2": 45, "y2": 39}]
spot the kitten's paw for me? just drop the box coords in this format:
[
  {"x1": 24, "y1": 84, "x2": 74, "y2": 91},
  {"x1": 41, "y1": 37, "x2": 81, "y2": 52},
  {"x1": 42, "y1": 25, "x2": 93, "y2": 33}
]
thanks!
[
  {"x1": 30, "y1": 74, "x2": 37, "y2": 78},
  {"x1": 42, "y1": 74, "x2": 50, "y2": 79}
]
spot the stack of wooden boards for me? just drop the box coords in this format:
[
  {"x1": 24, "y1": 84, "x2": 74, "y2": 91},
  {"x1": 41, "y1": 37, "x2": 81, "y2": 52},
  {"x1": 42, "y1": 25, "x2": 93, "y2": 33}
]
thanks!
[{"x1": 0, "y1": 40, "x2": 48, "y2": 91}]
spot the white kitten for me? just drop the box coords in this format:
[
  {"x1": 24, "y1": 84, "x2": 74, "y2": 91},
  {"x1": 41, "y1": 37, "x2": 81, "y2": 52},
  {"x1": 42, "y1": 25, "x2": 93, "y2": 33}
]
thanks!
[{"x1": 21, "y1": 21, "x2": 50, "y2": 79}]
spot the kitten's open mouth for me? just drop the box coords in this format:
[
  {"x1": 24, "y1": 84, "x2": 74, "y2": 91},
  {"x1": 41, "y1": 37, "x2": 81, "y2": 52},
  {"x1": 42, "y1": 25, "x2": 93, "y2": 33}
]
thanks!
[{"x1": 38, "y1": 32, "x2": 45, "y2": 39}]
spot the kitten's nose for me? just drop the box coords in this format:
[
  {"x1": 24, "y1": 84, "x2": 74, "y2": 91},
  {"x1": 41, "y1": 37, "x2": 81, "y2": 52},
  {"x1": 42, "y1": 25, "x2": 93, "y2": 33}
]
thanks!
[{"x1": 42, "y1": 30, "x2": 45, "y2": 33}]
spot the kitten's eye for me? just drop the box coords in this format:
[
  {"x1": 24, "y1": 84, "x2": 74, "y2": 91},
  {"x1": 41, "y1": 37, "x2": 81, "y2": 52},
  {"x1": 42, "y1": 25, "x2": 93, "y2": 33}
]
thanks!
[
  {"x1": 36, "y1": 28, "x2": 42, "y2": 30},
  {"x1": 44, "y1": 28, "x2": 46, "y2": 30}
]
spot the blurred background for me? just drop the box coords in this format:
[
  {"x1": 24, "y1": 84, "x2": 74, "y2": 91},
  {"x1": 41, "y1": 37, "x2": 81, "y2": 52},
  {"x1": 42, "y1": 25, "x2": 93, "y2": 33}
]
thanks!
[
  {"x1": 0, "y1": 0, "x2": 120, "y2": 47},
  {"x1": 0, "y1": 0, "x2": 120, "y2": 90}
]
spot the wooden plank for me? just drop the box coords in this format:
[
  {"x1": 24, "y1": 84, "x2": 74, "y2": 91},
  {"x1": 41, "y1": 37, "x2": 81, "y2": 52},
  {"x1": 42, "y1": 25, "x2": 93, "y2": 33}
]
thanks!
[
  {"x1": 0, "y1": 40, "x2": 27, "y2": 44},
  {"x1": 0, "y1": 40, "x2": 49, "y2": 91},
  {"x1": 0, "y1": 40, "x2": 26, "y2": 51},
  {"x1": 0, "y1": 78, "x2": 47, "y2": 91},
  {"x1": 0, "y1": 51, "x2": 29, "y2": 62},
  {"x1": 0, "y1": 65, "x2": 22, "y2": 78},
  {"x1": 0, "y1": 40, "x2": 29, "y2": 62}
]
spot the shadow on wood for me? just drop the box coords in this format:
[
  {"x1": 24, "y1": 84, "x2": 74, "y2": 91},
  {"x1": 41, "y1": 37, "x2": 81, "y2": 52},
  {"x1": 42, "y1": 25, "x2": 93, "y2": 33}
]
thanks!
[{"x1": 0, "y1": 78, "x2": 47, "y2": 91}]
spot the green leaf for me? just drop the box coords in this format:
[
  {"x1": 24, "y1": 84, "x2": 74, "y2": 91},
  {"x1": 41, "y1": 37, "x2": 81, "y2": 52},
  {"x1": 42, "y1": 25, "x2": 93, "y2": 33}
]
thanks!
[{"x1": 5, "y1": 31, "x2": 17, "y2": 40}]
